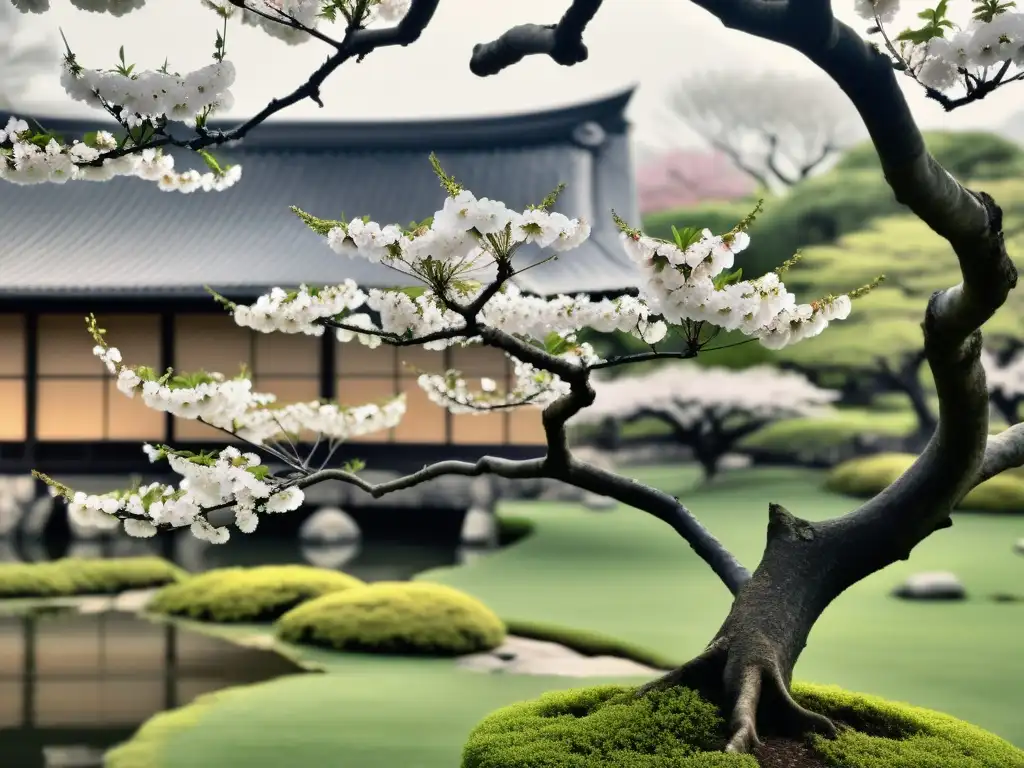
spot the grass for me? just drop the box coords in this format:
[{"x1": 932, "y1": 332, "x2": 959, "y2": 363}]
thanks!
[
  {"x1": 420, "y1": 466, "x2": 1024, "y2": 747},
  {"x1": 103, "y1": 465, "x2": 1023, "y2": 767}
]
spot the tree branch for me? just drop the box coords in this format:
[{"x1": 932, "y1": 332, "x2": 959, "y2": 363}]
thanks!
[
  {"x1": 469, "y1": 0, "x2": 602, "y2": 76},
  {"x1": 976, "y1": 423, "x2": 1024, "y2": 484},
  {"x1": 76, "y1": 0, "x2": 440, "y2": 165}
]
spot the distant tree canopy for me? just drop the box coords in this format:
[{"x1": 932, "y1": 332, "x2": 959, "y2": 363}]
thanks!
[
  {"x1": 774, "y1": 177, "x2": 1024, "y2": 436},
  {"x1": 642, "y1": 131, "x2": 1024, "y2": 280},
  {"x1": 606, "y1": 133, "x2": 1024, "y2": 375}
]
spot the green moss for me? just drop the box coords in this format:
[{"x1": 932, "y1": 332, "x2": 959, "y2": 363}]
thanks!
[
  {"x1": 275, "y1": 581, "x2": 506, "y2": 656},
  {"x1": 0, "y1": 556, "x2": 185, "y2": 599},
  {"x1": 146, "y1": 565, "x2": 364, "y2": 623},
  {"x1": 503, "y1": 619, "x2": 679, "y2": 670},
  {"x1": 461, "y1": 682, "x2": 1024, "y2": 768},
  {"x1": 825, "y1": 454, "x2": 1024, "y2": 512}
]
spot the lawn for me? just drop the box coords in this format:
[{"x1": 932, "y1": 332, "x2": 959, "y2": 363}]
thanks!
[
  {"x1": 423, "y1": 466, "x2": 1024, "y2": 747},
  {"x1": 105, "y1": 465, "x2": 1023, "y2": 767}
]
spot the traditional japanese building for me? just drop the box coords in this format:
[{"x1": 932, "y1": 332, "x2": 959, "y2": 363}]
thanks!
[{"x1": 0, "y1": 89, "x2": 641, "y2": 492}]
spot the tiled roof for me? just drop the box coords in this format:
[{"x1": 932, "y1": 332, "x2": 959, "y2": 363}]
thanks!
[{"x1": 0, "y1": 89, "x2": 642, "y2": 299}]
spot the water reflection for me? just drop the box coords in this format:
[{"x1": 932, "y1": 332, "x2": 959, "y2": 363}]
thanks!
[
  {"x1": 0, "y1": 610, "x2": 302, "y2": 768},
  {"x1": 0, "y1": 504, "x2": 500, "y2": 581}
]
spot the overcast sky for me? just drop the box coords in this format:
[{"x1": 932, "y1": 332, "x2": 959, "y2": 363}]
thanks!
[{"x1": 7, "y1": 0, "x2": 1024, "y2": 151}]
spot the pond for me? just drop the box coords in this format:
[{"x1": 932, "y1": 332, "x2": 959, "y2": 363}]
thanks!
[
  {"x1": 3, "y1": 504, "x2": 500, "y2": 582},
  {"x1": 0, "y1": 610, "x2": 304, "y2": 768}
]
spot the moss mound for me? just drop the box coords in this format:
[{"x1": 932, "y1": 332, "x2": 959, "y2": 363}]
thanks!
[
  {"x1": 462, "y1": 682, "x2": 1024, "y2": 768},
  {"x1": 0, "y1": 556, "x2": 185, "y2": 599},
  {"x1": 275, "y1": 581, "x2": 505, "y2": 656},
  {"x1": 825, "y1": 453, "x2": 1024, "y2": 512},
  {"x1": 146, "y1": 565, "x2": 363, "y2": 623}
]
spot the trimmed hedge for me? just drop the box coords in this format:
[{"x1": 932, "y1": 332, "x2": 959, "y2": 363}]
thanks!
[
  {"x1": 275, "y1": 581, "x2": 505, "y2": 656},
  {"x1": 146, "y1": 565, "x2": 364, "y2": 623},
  {"x1": 497, "y1": 516, "x2": 536, "y2": 548},
  {"x1": 825, "y1": 453, "x2": 1024, "y2": 512},
  {"x1": 461, "y1": 682, "x2": 1024, "y2": 767},
  {"x1": 0, "y1": 556, "x2": 185, "y2": 599}
]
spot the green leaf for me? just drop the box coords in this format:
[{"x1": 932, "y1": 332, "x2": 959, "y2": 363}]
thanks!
[
  {"x1": 391, "y1": 286, "x2": 427, "y2": 299},
  {"x1": 28, "y1": 132, "x2": 62, "y2": 148},
  {"x1": 342, "y1": 458, "x2": 366, "y2": 474},
  {"x1": 198, "y1": 149, "x2": 224, "y2": 175},
  {"x1": 543, "y1": 332, "x2": 574, "y2": 356},
  {"x1": 713, "y1": 267, "x2": 744, "y2": 290},
  {"x1": 671, "y1": 225, "x2": 703, "y2": 250},
  {"x1": 246, "y1": 465, "x2": 270, "y2": 481}
]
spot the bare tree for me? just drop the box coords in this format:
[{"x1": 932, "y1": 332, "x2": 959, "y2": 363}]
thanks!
[
  {"x1": 667, "y1": 70, "x2": 865, "y2": 191},
  {"x1": 0, "y1": 3, "x2": 54, "y2": 110}
]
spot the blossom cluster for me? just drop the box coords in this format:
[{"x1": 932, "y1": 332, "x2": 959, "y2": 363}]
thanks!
[
  {"x1": 619, "y1": 229, "x2": 852, "y2": 350},
  {"x1": 0, "y1": 117, "x2": 242, "y2": 190},
  {"x1": 203, "y1": 0, "x2": 411, "y2": 44},
  {"x1": 417, "y1": 339, "x2": 601, "y2": 415},
  {"x1": 61, "y1": 59, "x2": 236, "y2": 124},
  {"x1": 10, "y1": 0, "x2": 411, "y2": 38},
  {"x1": 47, "y1": 445, "x2": 304, "y2": 543},
  {"x1": 854, "y1": 1, "x2": 1024, "y2": 91},
  {"x1": 93, "y1": 338, "x2": 405, "y2": 443},
  {"x1": 982, "y1": 348, "x2": 1024, "y2": 398},
  {"x1": 10, "y1": 0, "x2": 146, "y2": 14}
]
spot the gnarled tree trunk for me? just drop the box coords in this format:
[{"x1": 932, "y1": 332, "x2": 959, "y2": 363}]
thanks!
[{"x1": 629, "y1": 7, "x2": 1019, "y2": 754}]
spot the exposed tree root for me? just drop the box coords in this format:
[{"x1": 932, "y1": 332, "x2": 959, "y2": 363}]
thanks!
[{"x1": 637, "y1": 635, "x2": 837, "y2": 754}]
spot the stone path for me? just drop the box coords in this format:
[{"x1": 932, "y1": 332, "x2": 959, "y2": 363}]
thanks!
[{"x1": 457, "y1": 635, "x2": 662, "y2": 677}]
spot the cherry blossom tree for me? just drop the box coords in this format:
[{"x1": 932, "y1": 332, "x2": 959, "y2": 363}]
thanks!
[
  {"x1": 572, "y1": 364, "x2": 840, "y2": 480},
  {"x1": 666, "y1": 70, "x2": 865, "y2": 192},
  {"x1": 6, "y1": 0, "x2": 1024, "y2": 756},
  {"x1": 983, "y1": 344, "x2": 1024, "y2": 425}
]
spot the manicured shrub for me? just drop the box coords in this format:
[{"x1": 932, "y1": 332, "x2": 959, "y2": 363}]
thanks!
[
  {"x1": 275, "y1": 581, "x2": 505, "y2": 656},
  {"x1": 835, "y1": 130, "x2": 1024, "y2": 181},
  {"x1": 497, "y1": 515, "x2": 535, "y2": 547},
  {"x1": 146, "y1": 565, "x2": 364, "y2": 623},
  {"x1": 461, "y1": 682, "x2": 1024, "y2": 768},
  {"x1": 825, "y1": 453, "x2": 1024, "y2": 512},
  {"x1": 739, "y1": 408, "x2": 915, "y2": 454},
  {"x1": 0, "y1": 556, "x2": 185, "y2": 599}
]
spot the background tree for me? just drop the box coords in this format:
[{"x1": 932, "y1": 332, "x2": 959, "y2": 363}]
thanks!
[
  {"x1": 983, "y1": 345, "x2": 1024, "y2": 426},
  {"x1": 0, "y1": 2, "x2": 53, "y2": 110},
  {"x1": 666, "y1": 70, "x2": 865, "y2": 193},
  {"x1": 6, "y1": 0, "x2": 1024, "y2": 758},
  {"x1": 572, "y1": 364, "x2": 839, "y2": 480},
  {"x1": 776, "y1": 198, "x2": 1024, "y2": 447}
]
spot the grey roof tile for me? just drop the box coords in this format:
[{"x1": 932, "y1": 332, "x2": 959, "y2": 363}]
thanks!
[{"x1": 0, "y1": 89, "x2": 642, "y2": 299}]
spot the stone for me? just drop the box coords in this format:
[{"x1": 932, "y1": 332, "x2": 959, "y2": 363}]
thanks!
[
  {"x1": 22, "y1": 496, "x2": 60, "y2": 538},
  {"x1": 460, "y1": 507, "x2": 497, "y2": 545},
  {"x1": 457, "y1": 635, "x2": 660, "y2": 678},
  {"x1": 581, "y1": 493, "x2": 617, "y2": 511},
  {"x1": 299, "y1": 542, "x2": 360, "y2": 570},
  {"x1": 299, "y1": 507, "x2": 360, "y2": 543},
  {"x1": 718, "y1": 453, "x2": 752, "y2": 470},
  {"x1": 891, "y1": 571, "x2": 966, "y2": 601}
]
